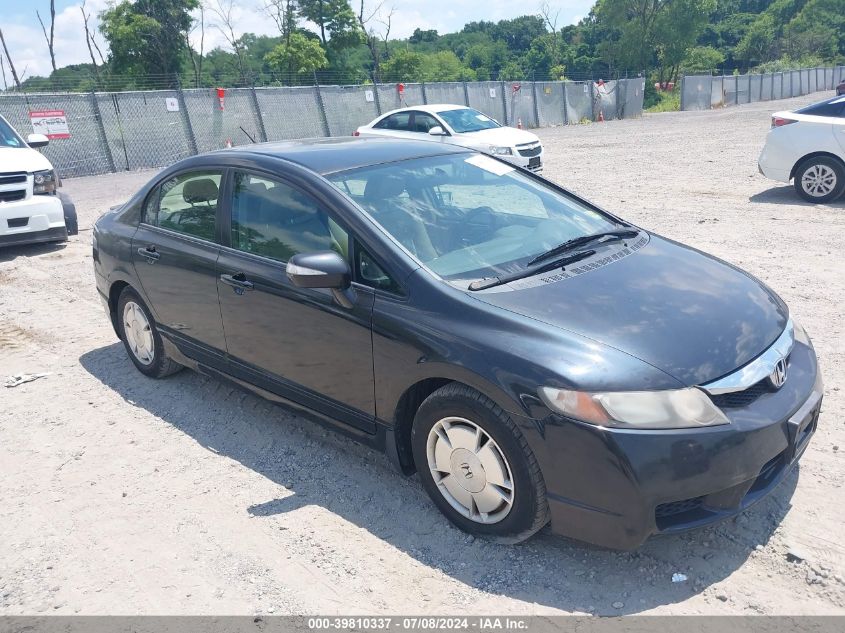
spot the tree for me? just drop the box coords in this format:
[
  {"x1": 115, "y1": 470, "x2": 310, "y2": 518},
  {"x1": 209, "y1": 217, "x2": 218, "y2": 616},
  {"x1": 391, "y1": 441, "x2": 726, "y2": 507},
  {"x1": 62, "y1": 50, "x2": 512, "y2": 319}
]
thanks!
[
  {"x1": 0, "y1": 28, "x2": 22, "y2": 89},
  {"x1": 379, "y1": 47, "x2": 426, "y2": 81},
  {"x1": 299, "y1": 0, "x2": 361, "y2": 47},
  {"x1": 735, "y1": 13, "x2": 775, "y2": 68},
  {"x1": 682, "y1": 45, "x2": 726, "y2": 73},
  {"x1": 37, "y1": 0, "x2": 57, "y2": 74},
  {"x1": 100, "y1": 0, "x2": 199, "y2": 79},
  {"x1": 264, "y1": 31, "x2": 328, "y2": 76}
]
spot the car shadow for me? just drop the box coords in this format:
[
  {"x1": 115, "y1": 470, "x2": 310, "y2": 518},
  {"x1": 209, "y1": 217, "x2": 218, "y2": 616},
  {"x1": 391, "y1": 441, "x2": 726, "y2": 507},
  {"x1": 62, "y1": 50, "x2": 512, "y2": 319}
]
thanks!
[
  {"x1": 0, "y1": 241, "x2": 67, "y2": 262},
  {"x1": 750, "y1": 185, "x2": 845, "y2": 208},
  {"x1": 79, "y1": 343, "x2": 800, "y2": 614}
]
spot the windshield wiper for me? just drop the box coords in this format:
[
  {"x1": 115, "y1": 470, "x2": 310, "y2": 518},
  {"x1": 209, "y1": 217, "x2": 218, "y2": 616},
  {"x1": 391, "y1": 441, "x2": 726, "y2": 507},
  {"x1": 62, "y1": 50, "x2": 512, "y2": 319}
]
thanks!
[
  {"x1": 526, "y1": 229, "x2": 640, "y2": 267},
  {"x1": 468, "y1": 249, "x2": 595, "y2": 291}
]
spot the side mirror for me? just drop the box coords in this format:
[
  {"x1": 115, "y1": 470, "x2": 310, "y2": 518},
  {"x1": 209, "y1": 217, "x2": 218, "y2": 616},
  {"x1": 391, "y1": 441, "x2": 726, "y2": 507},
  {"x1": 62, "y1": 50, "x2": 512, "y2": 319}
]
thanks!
[
  {"x1": 428, "y1": 126, "x2": 447, "y2": 136},
  {"x1": 287, "y1": 251, "x2": 355, "y2": 308},
  {"x1": 27, "y1": 133, "x2": 49, "y2": 148}
]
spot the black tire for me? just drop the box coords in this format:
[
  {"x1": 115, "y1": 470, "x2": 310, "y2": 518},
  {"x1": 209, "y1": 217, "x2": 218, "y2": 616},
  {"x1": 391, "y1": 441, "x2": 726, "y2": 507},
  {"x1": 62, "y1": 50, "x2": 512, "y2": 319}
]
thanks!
[
  {"x1": 58, "y1": 192, "x2": 78, "y2": 236},
  {"x1": 411, "y1": 383, "x2": 549, "y2": 543},
  {"x1": 793, "y1": 156, "x2": 845, "y2": 203},
  {"x1": 116, "y1": 287, "x2": 182, "y2": 378}
]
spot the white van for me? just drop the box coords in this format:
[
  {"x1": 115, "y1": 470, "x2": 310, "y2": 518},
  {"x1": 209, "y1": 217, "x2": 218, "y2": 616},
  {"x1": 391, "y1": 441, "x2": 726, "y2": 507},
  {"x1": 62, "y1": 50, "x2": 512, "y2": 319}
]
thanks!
[{"x1": 0, "y1": 114, "x2": 77, "y2": 247}]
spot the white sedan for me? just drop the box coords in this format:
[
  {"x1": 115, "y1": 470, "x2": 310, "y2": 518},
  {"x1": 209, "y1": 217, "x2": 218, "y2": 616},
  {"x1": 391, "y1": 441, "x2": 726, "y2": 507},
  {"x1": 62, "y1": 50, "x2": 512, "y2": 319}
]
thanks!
[
  {"x1": 758, "y1": 95, "x2": 845, "y2": 202},
  {"x1": 355, "y1": 104, "x2": 544, "y2": 172}
]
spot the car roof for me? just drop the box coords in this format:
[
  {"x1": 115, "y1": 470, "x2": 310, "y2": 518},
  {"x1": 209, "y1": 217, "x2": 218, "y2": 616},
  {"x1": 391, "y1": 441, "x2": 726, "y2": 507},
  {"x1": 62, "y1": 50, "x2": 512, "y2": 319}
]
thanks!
[
  {"x1": 795, "y1": 95, "x2": 845, "y2": 112},
  {"x1": 379, "y1": 104, "x2": 472, "y2": 117},
  {"x1": 230, "y1": 136, "x2": 470, "y2": 175}
]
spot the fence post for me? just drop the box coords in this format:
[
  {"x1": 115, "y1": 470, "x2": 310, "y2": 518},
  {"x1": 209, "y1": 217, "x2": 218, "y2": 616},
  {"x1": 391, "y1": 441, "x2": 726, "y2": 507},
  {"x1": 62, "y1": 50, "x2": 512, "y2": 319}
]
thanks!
[
  {"x1": 421, "y1": 82, "x2": 428, "y2": 105},
  {"x1": 372, "y1": 78, "x2": 382, "y2": 116},
  {"x1": 250, "y1": 85, "x2": 268, "y2": 143},
  {"x1": 561, "y1": 81, "x2": 568, "y2": 125},
  {"x1": 313, "y1": 73, "x2": 331, "y2": 137},
  {"x1": 500, "y1": 80, "x2": 509, "y2": 125},
  {"x1": 175, "y1": 78, "x2": 198, "y2": 156},
  {"x1": 462, "y1": 81, "x2": 470, "y2": 107},
  {"x1": 679, "y1": 76, "x2": 686, "y2": 111},
  {"x1": 90, "y1": 90, "x2": 116, "y2": 173},
  {"x1": 530, "y1": 80, "x2": 540, "y2": 127},
  {"x1": 589, "y1": 80, "x2": 596, "y2": 121}
]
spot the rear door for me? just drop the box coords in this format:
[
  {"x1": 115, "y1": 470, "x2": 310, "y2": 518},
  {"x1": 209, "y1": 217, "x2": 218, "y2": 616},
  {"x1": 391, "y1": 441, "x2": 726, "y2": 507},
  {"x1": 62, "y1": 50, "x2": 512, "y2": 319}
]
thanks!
[
  {"x1": 131, "y1": 169, "x2": 227, "y2": 362},
  {"x1": 215, "y1": 169, "x2": 377, "y2": 433},
  {"x1": 363, "y1": 112, "x2": 415, "y2": 140}
]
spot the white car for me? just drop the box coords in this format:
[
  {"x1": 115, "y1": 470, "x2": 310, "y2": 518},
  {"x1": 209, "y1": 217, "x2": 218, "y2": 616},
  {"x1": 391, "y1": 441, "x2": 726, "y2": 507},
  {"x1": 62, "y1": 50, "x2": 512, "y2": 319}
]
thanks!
[
  {"x1": 355, "y1": 104, "x2": 544, "y2": 172},
  {"x1": 758, "y1": 96, "x2": 845, "y2": 202},
  {"x1": 0, "y1": 114, "x2": 77, "y2": 247}
]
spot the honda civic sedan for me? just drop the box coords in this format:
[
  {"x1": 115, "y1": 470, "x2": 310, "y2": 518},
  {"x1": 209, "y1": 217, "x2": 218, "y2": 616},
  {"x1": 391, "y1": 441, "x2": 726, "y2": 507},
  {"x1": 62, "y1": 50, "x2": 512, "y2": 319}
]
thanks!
[{"x1": 93, "y1": 137, "x2": 822, "y2": 549}]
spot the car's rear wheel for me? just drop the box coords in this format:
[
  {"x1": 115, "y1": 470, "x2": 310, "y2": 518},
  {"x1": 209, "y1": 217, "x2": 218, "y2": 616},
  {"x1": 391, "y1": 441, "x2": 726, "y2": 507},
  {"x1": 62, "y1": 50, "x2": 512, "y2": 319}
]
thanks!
[
  {"x1": 411, "y1": 383, "x2": 549, "y2": 543},
  {"x1": 117, "y1": 287, "x2": 182, "y2": 378},
  {"x1": 793, "y1": 156, "x2": 845, "y2": 203}
]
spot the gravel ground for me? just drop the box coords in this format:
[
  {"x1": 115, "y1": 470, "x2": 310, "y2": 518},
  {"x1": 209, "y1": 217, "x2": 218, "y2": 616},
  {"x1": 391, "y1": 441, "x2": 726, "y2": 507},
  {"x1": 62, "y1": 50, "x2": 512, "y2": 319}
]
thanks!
[{"x1": 1, "y1": 92, "x2": 844, "y2": 616}]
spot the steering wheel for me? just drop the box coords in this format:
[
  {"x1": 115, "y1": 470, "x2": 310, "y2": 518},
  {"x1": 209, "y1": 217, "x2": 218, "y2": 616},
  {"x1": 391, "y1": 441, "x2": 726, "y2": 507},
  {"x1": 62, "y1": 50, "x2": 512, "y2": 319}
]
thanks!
[{"x1": 463, "y1": 206, "x2": 497, "y2": 226}]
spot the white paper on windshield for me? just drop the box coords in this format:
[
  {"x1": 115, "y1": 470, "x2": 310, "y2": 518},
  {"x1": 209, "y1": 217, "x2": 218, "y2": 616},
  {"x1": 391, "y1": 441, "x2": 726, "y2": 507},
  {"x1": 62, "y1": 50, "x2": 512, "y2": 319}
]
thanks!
[
  {"x1": 475, "y1": 114, "x2": 491, "y2": 121},
  {"x1": 831, "y1": 96, "x2": 845, "y2": 104},
  {"x1": 464, "y1": 154, "x2": 514, "y2": 176}
]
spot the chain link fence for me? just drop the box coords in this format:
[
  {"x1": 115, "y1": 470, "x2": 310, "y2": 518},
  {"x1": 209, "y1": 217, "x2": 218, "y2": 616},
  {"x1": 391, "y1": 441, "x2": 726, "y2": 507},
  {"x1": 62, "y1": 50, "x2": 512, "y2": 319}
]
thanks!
[
  {"x1": 0, "y1": 79, "x2": 645, "y2": 179},
  {"x1": 681, "y1": 65, "x2": 845, "y2": 111}
]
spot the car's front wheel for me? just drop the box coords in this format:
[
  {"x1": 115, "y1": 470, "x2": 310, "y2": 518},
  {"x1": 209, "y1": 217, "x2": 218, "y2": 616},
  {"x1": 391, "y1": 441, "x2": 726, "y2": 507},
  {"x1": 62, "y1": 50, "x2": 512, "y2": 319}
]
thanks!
[
  {"x1": 793, "y1": 156, "x2": 845, "y2": 203},
  {"x1": 117, "y1": 287, "x2": 182, "y2": 378},
  {"x1": 411, "y1": 383, "x2": 549, "y2": 543}
]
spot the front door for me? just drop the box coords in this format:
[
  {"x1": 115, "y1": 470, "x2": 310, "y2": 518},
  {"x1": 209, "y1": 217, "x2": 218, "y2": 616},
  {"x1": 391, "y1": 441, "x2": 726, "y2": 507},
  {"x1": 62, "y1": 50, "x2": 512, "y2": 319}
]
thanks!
[
  {"x1": 216, "y1": 169, "x2": 376, "y2": 433},
  {"x1": 131, "y1": 169, "x2": 227, "y2": 360}
]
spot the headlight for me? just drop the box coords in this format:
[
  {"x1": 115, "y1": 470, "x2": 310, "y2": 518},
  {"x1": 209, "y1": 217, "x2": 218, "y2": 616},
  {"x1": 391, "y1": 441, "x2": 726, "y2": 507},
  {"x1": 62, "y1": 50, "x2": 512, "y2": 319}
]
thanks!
[
  {"x1": 33, "y1": 169, "x2": 57, "y2": 195},
  {"x1": 793, "y1": 318, "x2": 811, "y2": 346},
  {"x1": 489, "y1": 146, "x2": 513, "y2": 155},
  {"x1": 538, "y1": 386, "x2": 730, "y2": 429}
]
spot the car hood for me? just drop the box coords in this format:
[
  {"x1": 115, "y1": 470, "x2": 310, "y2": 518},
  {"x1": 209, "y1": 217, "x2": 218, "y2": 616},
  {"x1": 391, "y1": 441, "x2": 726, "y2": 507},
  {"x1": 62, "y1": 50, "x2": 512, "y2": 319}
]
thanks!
[
  {"x1": 0, "y1": 146, "x2": 53, "y2": 173},
  {"x1": 470, "y1": 235, "x2": 789, "y2": 386},
  {"x1": 458, "y1": 126, "x2": 540, "y2": 147}
]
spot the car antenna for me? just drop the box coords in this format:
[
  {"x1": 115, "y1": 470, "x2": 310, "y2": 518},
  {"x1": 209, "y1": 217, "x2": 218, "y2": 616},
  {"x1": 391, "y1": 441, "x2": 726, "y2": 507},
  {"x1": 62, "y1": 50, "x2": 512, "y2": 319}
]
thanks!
[{"x1": 240, "y1": 126, "x2": 256, "y2": 144}]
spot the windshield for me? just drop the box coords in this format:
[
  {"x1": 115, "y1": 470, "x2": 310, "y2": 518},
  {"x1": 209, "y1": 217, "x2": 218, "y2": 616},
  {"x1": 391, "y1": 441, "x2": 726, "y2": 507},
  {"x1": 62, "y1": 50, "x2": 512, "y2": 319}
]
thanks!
[
  {"x1": 328, "y1": 153, "x2": 623, "y2": 283},
  {"x1": 437, "y1": 108, "x2": 500, "y2": 133},
  {"x1": 0, "y1": 117, "x2": 26, "y2": 148}
]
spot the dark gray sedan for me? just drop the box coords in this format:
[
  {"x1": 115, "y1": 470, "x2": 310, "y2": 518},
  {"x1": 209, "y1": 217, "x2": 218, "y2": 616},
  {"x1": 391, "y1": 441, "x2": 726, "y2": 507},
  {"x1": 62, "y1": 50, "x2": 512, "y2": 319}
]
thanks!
[{"x1": 92, "y1": 138, "x2": 821, "y2": 548}]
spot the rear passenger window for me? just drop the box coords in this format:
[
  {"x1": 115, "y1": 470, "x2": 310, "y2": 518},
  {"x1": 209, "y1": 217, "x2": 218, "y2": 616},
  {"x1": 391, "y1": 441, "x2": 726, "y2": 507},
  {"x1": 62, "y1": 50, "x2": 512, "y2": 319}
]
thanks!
[
  {"x1": 147, "y1": 171, "x2": 222, "y2": 242},
  {"x1": 230, "y1": 171, "x2": 348, "y2": 262},
  {"x1": 374, "y1": 112, "x2": 411, "y2": 130}
]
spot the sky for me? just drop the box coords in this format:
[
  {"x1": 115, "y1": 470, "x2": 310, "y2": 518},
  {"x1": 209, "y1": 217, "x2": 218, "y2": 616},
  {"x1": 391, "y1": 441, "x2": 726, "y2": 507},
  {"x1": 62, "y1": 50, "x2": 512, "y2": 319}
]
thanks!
[{"x1": 0, "y1": 0, "x2": 593, "y2": 80}]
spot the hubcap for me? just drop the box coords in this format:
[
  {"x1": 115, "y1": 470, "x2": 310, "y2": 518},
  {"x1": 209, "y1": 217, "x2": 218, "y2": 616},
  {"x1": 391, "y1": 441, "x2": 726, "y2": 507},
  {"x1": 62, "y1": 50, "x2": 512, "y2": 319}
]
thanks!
[
  {"x1": 426, "y1": 417, "x2": 514, "y2": 524},
  {"x1": 122, "y1": 301, "x2": 154, "y2": 365},
  {"x1": 801, "y1": 164, "x2": 837, "y2": 197}
]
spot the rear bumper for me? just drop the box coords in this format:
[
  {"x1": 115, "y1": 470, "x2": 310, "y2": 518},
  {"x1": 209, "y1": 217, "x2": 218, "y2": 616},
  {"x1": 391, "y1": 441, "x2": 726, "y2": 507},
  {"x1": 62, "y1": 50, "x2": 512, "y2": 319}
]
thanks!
[
  {"x1": 532, "y1": 339, "x2": 820, "y2": 549},
  {"x1": 0, "y1": 225, "x2": 67, "y2": 247}
]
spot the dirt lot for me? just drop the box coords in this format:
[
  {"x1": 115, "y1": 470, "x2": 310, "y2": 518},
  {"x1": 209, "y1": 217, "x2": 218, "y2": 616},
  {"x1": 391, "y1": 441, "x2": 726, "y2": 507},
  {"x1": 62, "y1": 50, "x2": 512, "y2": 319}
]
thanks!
[{"x1": 1, "y1": 92, "x2": 844, "y2": 616}]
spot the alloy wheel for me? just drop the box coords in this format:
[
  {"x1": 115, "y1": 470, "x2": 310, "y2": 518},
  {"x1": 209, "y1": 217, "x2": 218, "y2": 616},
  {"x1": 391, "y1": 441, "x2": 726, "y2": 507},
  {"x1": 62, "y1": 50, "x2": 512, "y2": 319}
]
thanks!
[
  {"x1": 801, "y1": 164, "x2": 837, "y2": 198},
  {"x1": 426, "y1": 416, "x2": 514, "y2": 524},
  {"x1": 122, "y1": 301, "x2": 154, "y2": 365}
]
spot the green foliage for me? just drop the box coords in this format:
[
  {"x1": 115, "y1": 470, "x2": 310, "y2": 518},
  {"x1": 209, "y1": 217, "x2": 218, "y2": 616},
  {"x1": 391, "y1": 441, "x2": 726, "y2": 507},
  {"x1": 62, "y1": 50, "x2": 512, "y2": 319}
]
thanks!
[
  {"x1": 265, "y1": 32, "x2": 329, "y2": 75},
  {"x1": 682, "y1": 46, "x2": 727, "y2": 73},
  {"x1": 100, "y1": 0, "x2": 199, "y2": 77},
  {"x1": 645, "y1": 88, "x2": 681, "y2": 112}
]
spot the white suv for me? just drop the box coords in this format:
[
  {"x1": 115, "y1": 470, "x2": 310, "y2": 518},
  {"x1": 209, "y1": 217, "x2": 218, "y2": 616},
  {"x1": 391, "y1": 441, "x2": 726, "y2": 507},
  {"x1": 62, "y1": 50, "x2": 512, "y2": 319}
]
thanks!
[{"x1": 0, "y1": 114, "x2": 77, "y2": 247}]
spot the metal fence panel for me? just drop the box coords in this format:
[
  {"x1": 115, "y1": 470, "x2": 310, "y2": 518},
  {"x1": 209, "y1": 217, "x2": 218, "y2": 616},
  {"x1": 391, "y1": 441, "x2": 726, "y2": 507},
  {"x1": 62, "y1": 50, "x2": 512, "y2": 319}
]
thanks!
[
  {"x1": 735, "y1": 75, "x2": 750, "y2": 103},
  {"x1": 421, "y1": 82, "x2": 466, "y2": 107},
  {"x1": 619, "y1": 78, "x2": 645, "y2": 118},
  {"x1": 256, "y1": 86, "x2": 323, "y2": 140},
  {"x1": 504, "y1": 82, "x2": 538, "y2": 128},
  {"x1": 376, "y1": 83, "x2": 424, "y2": 113},
  {"x1": 760, "y1": 74, "x2": 772, "y2": 101},
  {"x1": 182, "y1": 87, "x2": 262, "y2": 153},
  {"x1": 593, "y1": 80, "x2": 619, "y2": 120},
  {"x1": 534, "y1": 82, "x2": 565, "y2": 126},
  {"x1": 564, "y1": 81, "x2": 592, "y2": 123},
  {"x1": 771, "y1": 73, "x2": 782, "y2": 100},
  {"x1": 320, "y1": 85, "x2": 379, "y2": 137},
  {"x1": 749, "y1": 75, "x2": 762, "y2": 101},
  {"x1": 709, "y1": 76, "x2": 724, "y2": 107},
  {"x1": 0, "y1": 92, "x2": 114, "y2": 177},
  {"x1": 681, "y1": 75, "x2": 712, "y2": 110},
  {"x1": 466, "y1": 81, "x2": 506, "y2": 124},
  {"x1": 809, "y1": 69, "x2": 817, "y2": 93}
]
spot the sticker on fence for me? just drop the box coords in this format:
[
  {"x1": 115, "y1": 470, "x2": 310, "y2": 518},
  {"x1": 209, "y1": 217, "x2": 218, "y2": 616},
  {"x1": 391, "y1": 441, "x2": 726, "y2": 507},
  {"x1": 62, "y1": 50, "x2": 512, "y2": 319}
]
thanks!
[
  {"x1": 29, "y1": 110, "x2": 70, "y2": 139},
  {"x1": 365, "y1": 90, "x2": 374, "y2": 102},
  {"x1": 165, "y1": 97, "x2": 180, "y2": 112},
  {"x1": 489, "y1": 88, "x2": 496, "y2": 98}
]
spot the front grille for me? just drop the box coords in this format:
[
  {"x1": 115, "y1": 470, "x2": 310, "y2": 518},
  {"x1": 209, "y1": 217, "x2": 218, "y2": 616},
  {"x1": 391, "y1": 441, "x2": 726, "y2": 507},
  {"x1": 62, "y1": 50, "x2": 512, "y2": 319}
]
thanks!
[
  {"x1": 517, "y1": 145, "x2": 542, "y2": 158},
  {"x1": 709, "y1": 379, "x2": 772, "y2": 408},
  {"x1": 0, "y1": 190, "x2": 26, "y2": 203},
  {"x1": 655, "y1": 496, "x2": 704, "y2": 519},
  {"x1": 0, "y1": 172, "x2": 27, "y2": 186}
]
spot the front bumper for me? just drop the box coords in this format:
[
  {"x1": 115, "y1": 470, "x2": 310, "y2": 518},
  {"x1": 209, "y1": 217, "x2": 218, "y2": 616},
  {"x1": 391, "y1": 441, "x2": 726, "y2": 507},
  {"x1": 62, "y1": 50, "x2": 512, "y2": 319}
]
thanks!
[
  {"x1": 0, "y1": 193, "x2": 67, "y2": 246},
  {"x1": 501, "y1": 151, "x2": 543, "y2": 173},
  {"x1": 532, "y1": 339, "x2": 820, "y2": 549}
]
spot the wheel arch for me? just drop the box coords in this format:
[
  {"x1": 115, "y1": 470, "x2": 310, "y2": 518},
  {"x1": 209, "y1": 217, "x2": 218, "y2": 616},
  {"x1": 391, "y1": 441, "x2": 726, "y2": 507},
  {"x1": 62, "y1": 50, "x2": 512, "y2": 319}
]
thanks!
[{"x1": 790, "y1": 151, "x2": 845, "y2": 180}]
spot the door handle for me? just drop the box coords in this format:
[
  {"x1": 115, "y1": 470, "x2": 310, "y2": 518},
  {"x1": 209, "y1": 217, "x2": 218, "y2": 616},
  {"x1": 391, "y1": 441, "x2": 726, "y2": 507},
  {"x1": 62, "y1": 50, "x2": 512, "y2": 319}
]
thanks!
[
  {"x1": 137, "y1": 245, "x2": 160, "y2": 262},
  {"x1": 220, "y1": 272, "x2": 254, "y2": 294}
]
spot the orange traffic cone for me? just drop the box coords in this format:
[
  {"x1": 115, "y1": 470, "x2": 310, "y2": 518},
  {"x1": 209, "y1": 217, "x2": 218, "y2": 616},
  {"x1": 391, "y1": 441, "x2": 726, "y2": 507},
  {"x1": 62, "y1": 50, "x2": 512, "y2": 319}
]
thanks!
[
  {"x1": 517, "y1": 118, "x2": 523, "y2": 129},
  {"x1": 225, "y1": 139, "x2": 233, "y2": 148},
  {"x1": 598, "y1": 111, "x2": 605, "y2": 122}
]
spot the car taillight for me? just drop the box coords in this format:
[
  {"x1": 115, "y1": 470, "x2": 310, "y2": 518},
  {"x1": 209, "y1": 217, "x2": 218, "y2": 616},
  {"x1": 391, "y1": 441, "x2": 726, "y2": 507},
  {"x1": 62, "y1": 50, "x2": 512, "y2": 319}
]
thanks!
[
  {"x1": 352, "y1": 130, "x2": 360, "y2": 136},
  {"x1": 771, "y1": 116, "x2": 796, "y2": 128}
]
